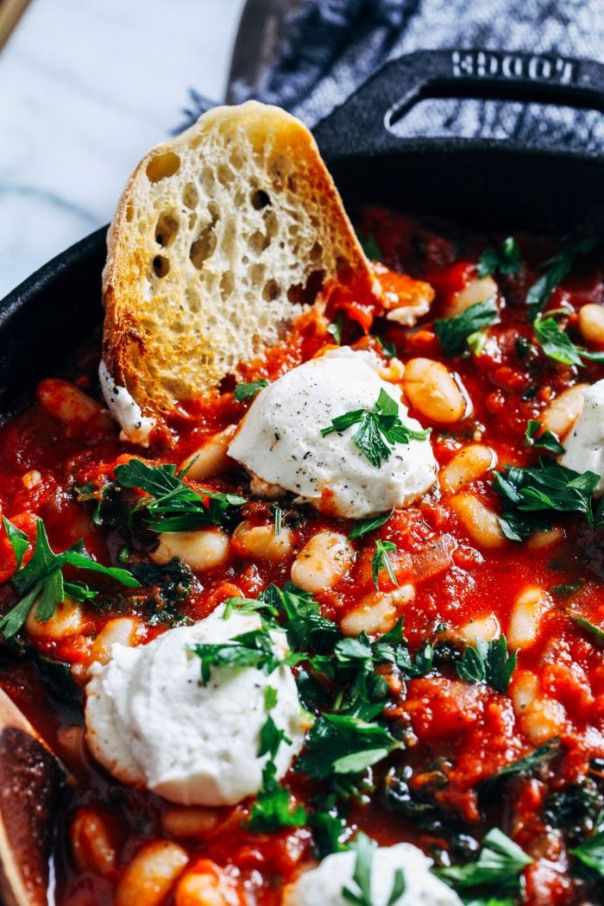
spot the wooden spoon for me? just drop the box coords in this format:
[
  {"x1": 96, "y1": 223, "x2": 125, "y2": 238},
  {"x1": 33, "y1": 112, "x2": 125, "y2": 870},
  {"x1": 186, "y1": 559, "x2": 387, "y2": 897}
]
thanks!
[{"x1": 0, "y1": 688, "x2": 64, "y2": 906}]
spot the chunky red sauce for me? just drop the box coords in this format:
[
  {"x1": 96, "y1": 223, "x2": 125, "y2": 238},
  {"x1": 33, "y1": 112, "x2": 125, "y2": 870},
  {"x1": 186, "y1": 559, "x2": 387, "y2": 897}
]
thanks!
[{"x1": 0, "y1": 209, "x2": 603, "y2": 905}]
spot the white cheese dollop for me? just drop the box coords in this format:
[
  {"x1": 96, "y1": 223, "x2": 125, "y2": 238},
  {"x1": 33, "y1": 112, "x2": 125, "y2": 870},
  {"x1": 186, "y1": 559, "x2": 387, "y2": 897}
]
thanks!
[
  {"x1": 85, "y1": 606, "x2": 305, "y2": 805},
  {"x1": 228, "y1": 347, "x2": 437, "y2": 519},
  {"x1": 283, "y1": 843, "x2": 462, "y2": 906},
  {"x1": 560, "y1": 379, "x2": 604, "y2": 496},
  {"x1": 99, "y1": 360, "x2": 155, "y2": 446}
]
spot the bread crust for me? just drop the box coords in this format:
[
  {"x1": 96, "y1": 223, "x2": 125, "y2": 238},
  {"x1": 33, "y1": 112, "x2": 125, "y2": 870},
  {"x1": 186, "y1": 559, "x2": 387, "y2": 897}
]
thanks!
[{"x1": 102, "y1": 102, "x2": 374, "y2": 433}]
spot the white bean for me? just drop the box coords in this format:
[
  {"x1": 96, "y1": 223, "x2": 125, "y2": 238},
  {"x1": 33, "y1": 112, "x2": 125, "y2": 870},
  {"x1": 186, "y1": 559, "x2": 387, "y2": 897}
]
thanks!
[
  {"x1": 174, "y1": 862, "x2": 234, "y2": 906},
  {"x1": 231, "y1": 521, "x2": 293, "y2": 561},
  {"x1": 180, "y1": 426, "x2": 236, "y2": 481},
  {"x1": 71, "y1": 809, "x2": 117, "y2": 878},
  {"x1": 507, "y1": 585, "x2": 552, "y2": 650},
  {"x1": 162, "y1": 807, "x2": 220, "y2": 838},
  {"x1": 340, "y1": 585, "x2": 415, "y2": 637},
  {"x1": 439, "y1": 444, "x2": 497, "y2": 493},
  {"x1": 115, "y1": 841, "x2": 188, "y2": 906},
  {"x1": 26, "y1": 597, "x2": 83, "y2": 640},
  {"x1": 526, "y1": 527, "x2": 564, "y2": 550},
  {"x1": 37, "y1": 378, "x2": 107, "y2": 426},
  {"x1": 522, "y1": 698, "x2": 567, "y2": 746},
  {"x1": 445, "y1": 275, "x2": 498, "y2": 317},
  {"x1": 290, "y1": 531, "x2": 354, "y2": 593},
  {"x1": 152, "y1": 529, "x2": 229, "y2": 572},
  {"x1": 450, "y1": 493, "x2": 506, "y2": 549},
  {"x1": 540, "y1": 384, "x2": 587, "y2": 439},
  {"x1": 90, "y1": 617, "x2": 141, "y2": 665},
  {"x1": 403, "y1": 358, "x2": 468, "y2": 424},
  {"x1": 460, "y1": 614, "x2": 500, "y2": 644},
  {"x1": 578, "y1": 303, "x2": 604, "y2": 346}
]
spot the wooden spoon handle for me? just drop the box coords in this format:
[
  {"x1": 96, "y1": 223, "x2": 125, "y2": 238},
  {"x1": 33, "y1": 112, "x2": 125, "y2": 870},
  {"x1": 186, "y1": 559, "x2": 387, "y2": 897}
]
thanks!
[{"x1": 0, "y1": 688, "x2": 64, "y2": 906}]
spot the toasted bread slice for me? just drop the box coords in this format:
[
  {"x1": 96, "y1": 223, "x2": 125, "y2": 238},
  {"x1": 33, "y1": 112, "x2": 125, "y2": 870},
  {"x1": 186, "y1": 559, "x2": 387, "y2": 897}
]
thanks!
[{"x1": 102, "y1": 101, "x2": 375, "y2": 428}]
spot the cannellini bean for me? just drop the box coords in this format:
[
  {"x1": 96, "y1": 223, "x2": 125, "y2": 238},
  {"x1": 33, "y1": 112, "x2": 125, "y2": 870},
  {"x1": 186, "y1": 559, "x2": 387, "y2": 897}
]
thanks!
[
  {"x1": 57, "y1": 724, "x2": 87, "y2": 766},
  {"x1": 90, "y1": 617, "x2": 140, "y2": 665},
  {"x1": 439, "y1": 444, "x2": 497, "y2": 494},
  {"x1": 21, "y1": 470, "x2": 42, "y2": 490},
  {"x1": 180, "y1": 426, "x2": 236, "y2": 481},
  {"x1": 460, "y1": 614, "x2": 500, "y2": 644},
  {"x1": 507, "y1": 585, "x2": 552, "y2": 650},
  {"x1": 403, "y1": 358, "x2": 468, "y2": 424},
  {"x1": 290, "y1": 531, "x2": 354, "y2": 593},
  {"x1": 174, "y1": 861, "x2": 235, "y2": 906},
  {"x1": 71, "y1": 809, "x2": 117, "y2": 878},
  {"x1": 340, "y1": 585, "x2": 415, "y2": 636},
  {"x1": 152, "y1": 529, "x2": 229, "y2": 572},
  {"x1": 37, "y1": 378, "x2": 107, "y2": 426},
  {"x1": 115, "y1": 841, "x2": 188, "y2": 906},
  {"x1": 510, "y1": 670, "x2": 539, "y2": 715},
  {"x1": 540, "y1": 384, "x2": 587, "y2": 439},
  {"x1": 445, "y1": 275, "x2": 498, "y2": 317},
  {"x1": 26, "y1": 597, "x2": 83, "y2": 640},
  {"x1": 450, "y1": 493, "x2": 506, "y2": 549},
  {"x1": 578, "y1": 303, "x2": 604, "y2": 346},
  {"x1": 162, "y1": 807, "x2": 221, "y2": 839},
  {"x1": 521, "y1": 698, "x2": 567, "y2": 746},
  {"x1": 526, "y1": 527, "x2": 564, "y2": 550},
  {"x1": 377, "y1": 357, "x2": 405, "y2": 383},
  {"x1": 231, "y1": 521, "x2": 293, "y2": 561}
]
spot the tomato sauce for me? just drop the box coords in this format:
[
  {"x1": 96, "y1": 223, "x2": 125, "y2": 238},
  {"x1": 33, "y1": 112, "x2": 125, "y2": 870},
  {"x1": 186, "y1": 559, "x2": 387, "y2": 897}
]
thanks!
[{"x1": 0, "y1": 208, "x2": 602, "y2": 905}]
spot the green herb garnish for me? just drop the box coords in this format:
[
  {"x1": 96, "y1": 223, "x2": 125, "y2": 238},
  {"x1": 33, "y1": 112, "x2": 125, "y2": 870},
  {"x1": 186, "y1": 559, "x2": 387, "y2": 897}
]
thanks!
[
  {"x1": 234, "y1": 379, "x2": 269, "y2": 401},
  {"x1": 572, "y1": 617, "x2": 604, "y2": 647},
  {"x1": 0, "y1": 517, "x2": 139, "y2": 639},
  {"x1": 524, "y1": 419, "x2": 565, "y2": 454},
  {"x1": 526, "y1": 238, "x2": 600, "y2": 317},
  {"x1": 477, "y1": 237, "x2": 521, "y2": 278},
  {"x1": 456, "y1": 636, "x2": 517, "y2": 693},
  {"x1": 342, "y1": 833, "x2": 405, "y2": 906},
  {"x1": 434, "y1": 298, "x2": 500, "y2": 357},
  {"x1": 438, "y1": 827, "x2": 532, "y2": 892},
  {"x1": 349, "y1": 512, "x2": 392, "y2": 540},
  {"x1": 371, "y1": 540, "x2": 398, "y2": 590},
  {"x1": 321, "y1": 388, "x2": 429, "y2": 469},
  {"x1": 296, "y1": 713, "x2": 399, "y2": 779}
]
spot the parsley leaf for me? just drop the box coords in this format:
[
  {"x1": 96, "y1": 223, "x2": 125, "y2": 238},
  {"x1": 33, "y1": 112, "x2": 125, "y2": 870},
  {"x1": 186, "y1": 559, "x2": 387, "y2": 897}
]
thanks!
[
  {"x1": 114, "y1": 459, "x2": 245, "y2": 532},
  {"x1": 234, "y1": 379, "x2": 269, "y2": 401},
  {"x1": 570, "y1": 828, "x2": 604, "y2": 878},
  {"x1": 526, "y1": 238, "x2": 600, "y2": 317},
  {"x1": 456, "y1": 636, "x2": 517, "y2": 693},
  {"x1": 438, "y1": 827, "x2": 532, "y2": 892},
  {"x1": 572, "y1": 616, "x2": 604, "y2": 647},
  {"x1": 524, "y1": 419, "x2": 565, "y2": 454},
  {"x1": 477, "y1": 237, "x2": 521, "y2": 278},
  {"x1": 2, "y1": 518, "x2": 29, "y2": 570},
  {"x1": 493, "y1": 461, "x2": 601, "y2": 540},
  {"x1": 0, "y1": 518, "x2": 139, "y2": 639},
  {"x1": 248, "y1": 760, "x2": 308, "y2": 832},
  {"x1": 481, "y1": 739, "x2": 560, "y2": 796},
  {"x1": 296, "y1": 713, "x2": 399, "y2": 779},
  {"x1": 372, "y1": 540, "x2": 398, "y2": 591},
  {"x1": 321, "y1": 388, "x2": 429, "y2": 469},
  {"x1": 434, "y1": 298, "x2": 500, "y2": 357},
  {"x1": 348, "y1": 512, "x2": 392, "y2": 540},
  {"x1": 309, "y1": 809, "x2": 350, "y2": 858},
  {"x1": 190, "y1": 627, "x2": 284, "y2": 685},
  {"x1": 533, "y1": 313, "x2": 604, "y2": 367},
  {"x1": 264, "y1": 582, "x2": 340, "y2": 653},
  {"x1": 551, "y1": 581, "x2": 582, "y2": 598}
]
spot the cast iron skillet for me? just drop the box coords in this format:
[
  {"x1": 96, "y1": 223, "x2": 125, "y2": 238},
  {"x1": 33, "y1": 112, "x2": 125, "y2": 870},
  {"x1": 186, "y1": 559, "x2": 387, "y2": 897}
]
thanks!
[
  {"x1": 0, "y1": 45, "x2": 602, "y2": 905},
  {"x1": 0, "y1": 49, "x2": 603, "y2": 424}
]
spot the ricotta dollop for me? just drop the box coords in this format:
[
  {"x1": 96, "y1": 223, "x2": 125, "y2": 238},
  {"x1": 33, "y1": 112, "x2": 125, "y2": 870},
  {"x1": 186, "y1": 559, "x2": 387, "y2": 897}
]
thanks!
[
  {"x1": 85, "y1": 606, "x2": 305, "y2": 805},
  {"x1": 283, "y1": 843, "x2": 462, "y2": 906},
  {"x1": 99, "y1": 360, "x2": 155, "y2": 446},
  {"x1": 560, "y1": 379, "x2": 604, "y2": 496},
  {"x1": 228, "y1": 347, "x2": 437, "y2": 519}
]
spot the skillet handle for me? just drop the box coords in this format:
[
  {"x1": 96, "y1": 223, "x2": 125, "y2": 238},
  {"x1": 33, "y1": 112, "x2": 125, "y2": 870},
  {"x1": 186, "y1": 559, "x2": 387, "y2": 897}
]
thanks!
[{"x1": 313, "y1": 49, "x2": 604, "y2": 158}]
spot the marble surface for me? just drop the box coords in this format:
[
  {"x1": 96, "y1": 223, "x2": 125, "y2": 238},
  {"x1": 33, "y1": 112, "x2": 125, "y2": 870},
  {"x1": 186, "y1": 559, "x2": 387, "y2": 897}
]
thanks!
[{"x1": 0, "y1": 0, "x2": 246, "y2": 298}]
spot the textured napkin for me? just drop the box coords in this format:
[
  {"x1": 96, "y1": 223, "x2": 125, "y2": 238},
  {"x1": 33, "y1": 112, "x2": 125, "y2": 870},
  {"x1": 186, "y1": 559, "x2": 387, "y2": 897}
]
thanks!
[{"x1": 219, "y1": 0, "x2": 604, "y2": 152}]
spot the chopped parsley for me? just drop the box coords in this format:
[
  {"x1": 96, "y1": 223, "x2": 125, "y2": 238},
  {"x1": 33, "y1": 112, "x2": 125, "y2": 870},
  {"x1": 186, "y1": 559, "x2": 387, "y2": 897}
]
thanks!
[
  {"x1": 533, "y1": 312, "x2": 604, "y2": 367},
  {"x1": 526, "y1": 238, "x2": 600, "y2": 317},
  {"x1": 524, "y1": 419, "x2": 565, "y2": 454},
  {"x1": 492, "y1": 461, "x2": 601, "y2": 541},
  {"x1": 321, "y1": 388, "x2": 429, "y2": 469},
  {"x1": 550, "y1": 581, "x2": 582, "y2": 598},
  {"x1": 342, "y1": 833, "x2": 405, "y2": 906},
  {"x1": 234, "y1": 379, "x2": 269, "y2": 401},
  {"x1": 456, "y1": 636, "x2": 517, "y2": 693},
  {"x1": 296, "y1": 713, "x2": 399, "y2": 779},
  {"x1": 481, "y1": 739, "x2": 560, "y2": 796},
  {"x1": 434, "y1": 298, "x2": 500, "y2": 357},
  {"x1": 572, "y1": 616, "x2": 604, "y2": 647},
  {"x1": 272, "y1": 502, "x2": 282, "y2": 536},
  {"x1": 371, "y1": 540, "x2": 398, "y2": 590},
  {"x1": 438, "y1": 827, "x2": 532, "y2": 893},
  {"x1": 0, "y1": 517, "x2": 139, "y2": 639},
  {"x1": 570, "y1": 823, "x2": 604, "y2": 878},
  {"x1": 477, "y1": 237, "x2": 521, "y2": 278},
  {"x1": 190, "y1": 627, "x2": 292, "y2": 685},
  {"x1": 114, "y1": 458, "x2": 245, "y2": 532},
  {"x1": 349, "y1": 511, "x2": 392, "y2": 540}
]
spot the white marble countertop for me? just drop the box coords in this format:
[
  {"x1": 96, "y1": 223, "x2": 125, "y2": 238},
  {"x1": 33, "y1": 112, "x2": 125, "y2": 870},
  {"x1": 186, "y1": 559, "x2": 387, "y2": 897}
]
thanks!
[{"x1": 0, "y1": 0, "x2": 245, "y2": 298}]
